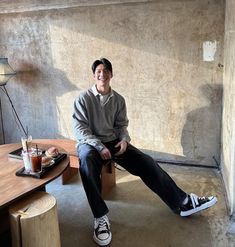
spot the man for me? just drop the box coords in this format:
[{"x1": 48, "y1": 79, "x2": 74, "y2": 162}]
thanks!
[{"x1": 72, "y1": 58, "x2": 217, "y2": 246}]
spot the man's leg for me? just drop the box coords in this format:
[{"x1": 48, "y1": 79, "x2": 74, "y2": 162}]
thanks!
[
  {"x1": 77, "y1": 144, "x2": 109, "y2": 218},
  {"x1": 77, "y1": 144, "x2": 112, "y2": 246},
  {"x1": 111, "y1": 143, "x2": 217, "y2": 215},
  {"x1": 114, "y1": 144, "x2": 187, "y2": 213}
]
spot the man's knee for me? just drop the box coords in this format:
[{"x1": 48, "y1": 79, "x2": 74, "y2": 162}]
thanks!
[{"x1": 77, "y1": 144, "x2": 97, "y2": 159}]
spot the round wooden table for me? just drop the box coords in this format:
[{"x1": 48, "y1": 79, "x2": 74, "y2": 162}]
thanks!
[{"x1": 0, "y1": 141, "x2": 70, "y2": 210}]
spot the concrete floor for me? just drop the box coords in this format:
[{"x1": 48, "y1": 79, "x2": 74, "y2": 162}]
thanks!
[{"x1": 46, "y1": 163, "x2": 235, "y2": 247}]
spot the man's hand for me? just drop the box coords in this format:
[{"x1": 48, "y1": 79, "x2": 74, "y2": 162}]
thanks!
[
  {"x1": 100, "y1": 147, "x2": 112, "y2": 160},
  {"x1": 114, "y1": 140, "x2": 128, "y2": 156}
]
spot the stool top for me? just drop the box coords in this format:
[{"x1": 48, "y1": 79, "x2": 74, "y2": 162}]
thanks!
[{"x1": 9, "y1": 191, "x2": 56, "y2": 218}]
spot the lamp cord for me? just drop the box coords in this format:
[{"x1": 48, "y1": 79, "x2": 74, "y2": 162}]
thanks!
[
  {"x1": 0, "y1": 96, "x2": 5, "y2": 143},
  {"x1": 1, "y1": 85, "x2": 28, "y2": 137}
]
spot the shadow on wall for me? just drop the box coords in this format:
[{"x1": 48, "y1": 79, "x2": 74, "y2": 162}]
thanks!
[
  {"x1": 181, "y1": 84, "x2": 223, "y2": 165},
  {"x1": 2, "y1": 62, "x2": 79, "y2": 143},
  {"x1": 140, "y1": 83, "x2": 223, "y2": 167}
]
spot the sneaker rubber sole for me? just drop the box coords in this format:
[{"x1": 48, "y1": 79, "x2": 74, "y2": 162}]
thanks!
[
  {"x1": 93, "y1": 231, "x2": 112, "y2": 246},
  {"x1": 180, "y1": 196, "x2": 217, "y2": 217}
]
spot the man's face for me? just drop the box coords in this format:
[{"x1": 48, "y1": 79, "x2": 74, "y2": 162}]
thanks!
[{"x1": 94, "y1": 64, "x2": 112, "y2": 87}]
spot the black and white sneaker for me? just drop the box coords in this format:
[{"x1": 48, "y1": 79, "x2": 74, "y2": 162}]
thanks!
[
  {"x1": 180, "y1": 193, "x2": 217, "y2": 217},
  {"x1": 93, "y1": 215, "x2": 112, "y2": 246}
]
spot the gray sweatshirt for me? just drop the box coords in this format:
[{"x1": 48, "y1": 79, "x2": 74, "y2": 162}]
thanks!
[{"x1": 72, "y1": 85, "x2": 131, "y2": 152}]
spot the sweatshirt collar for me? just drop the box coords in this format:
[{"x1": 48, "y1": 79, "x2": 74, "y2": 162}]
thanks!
[{"x1": 91, "y1": 84, "x2": 113, "y2": 97}]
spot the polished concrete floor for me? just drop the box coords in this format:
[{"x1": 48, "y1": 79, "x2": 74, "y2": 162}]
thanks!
[{"x1": 46, "y1": 163, "x2": 235, "y2": 247}]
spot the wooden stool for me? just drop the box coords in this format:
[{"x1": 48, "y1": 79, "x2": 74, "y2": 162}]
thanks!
[{"x1": 9, "y1": 191, "x2": 61, "y2": 247}]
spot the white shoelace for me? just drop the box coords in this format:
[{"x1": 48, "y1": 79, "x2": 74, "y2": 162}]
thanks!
[
  {"x1": 98, "y1": 219, "x2": 107, "y2": 231},
  {"x1": 189, "y1": 193, "x2": 200, "y2": 208},
  {"x1": 95, "y1": 215, "x2": 110, "y2": 232}
]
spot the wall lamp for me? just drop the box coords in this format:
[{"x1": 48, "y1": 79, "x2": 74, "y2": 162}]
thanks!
[
  {"x1": 0, "y1": 58, "x2": 16, "y2": 86},
  {"x1": 0, "y1": 58, "x2": 28, "y2": 143}
]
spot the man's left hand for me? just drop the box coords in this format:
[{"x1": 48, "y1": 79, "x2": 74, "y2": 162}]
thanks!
[{"x1": 114, "y1": 140, "x2": 128, "y2": 156}]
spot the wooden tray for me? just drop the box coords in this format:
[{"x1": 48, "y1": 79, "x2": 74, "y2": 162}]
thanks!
[{"x1": 15, "y1": 153, "x2": 67, "y2": 179}]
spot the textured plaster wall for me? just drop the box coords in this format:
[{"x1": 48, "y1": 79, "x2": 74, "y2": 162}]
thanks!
[
  {"x1": 0, "y1": 0, "x2": 224, "y2": 166},
  {"x1": 221, "y1": 0, "x2": 235, "y2": 215}
]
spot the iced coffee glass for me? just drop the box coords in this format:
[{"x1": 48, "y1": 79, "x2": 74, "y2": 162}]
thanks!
[
  {"x1": 30, "y1": 150, "x2": 42, "y2": 173},
  {"x1": 22, "y1": 150, "x2": 32, "y2": 172},
  {"x1": 21, "y1": 135, "x2": 33, "y2": 151}
]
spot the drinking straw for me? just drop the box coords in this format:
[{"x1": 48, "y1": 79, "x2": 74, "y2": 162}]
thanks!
[
  {"x1": 35, "y1": 144, "x2": 41, "y2": 172},
  {"x1": 26, "y1": 126, "x2": 29, "y2": 139},
  {"x1": 26, "y1": 141, "x2": 29, "y2": 153},
  {"x1": 36, "y1": 144, "x2": 38, "y2": 155}
]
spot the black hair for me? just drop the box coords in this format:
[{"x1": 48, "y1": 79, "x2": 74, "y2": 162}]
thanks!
[{"x1": 91, "y1": 58, "x2": 113, "y2": 75}]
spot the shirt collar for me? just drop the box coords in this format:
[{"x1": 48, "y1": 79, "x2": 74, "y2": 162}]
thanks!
[{"x1": 91, "y1": 84, "x2": 113, "y2": 97}]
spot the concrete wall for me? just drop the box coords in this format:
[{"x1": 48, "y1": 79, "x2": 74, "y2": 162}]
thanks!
[
  {"x1": 0, "y1": 0, "x2": 224, "y2": 166},
  {"x1": 221, "y1": 0, "x2": 235, "y2": 215}
]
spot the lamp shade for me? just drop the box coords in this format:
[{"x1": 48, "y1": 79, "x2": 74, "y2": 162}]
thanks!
[{"x1": 0, "y1": 58, "x2": 16, "y2": 86}]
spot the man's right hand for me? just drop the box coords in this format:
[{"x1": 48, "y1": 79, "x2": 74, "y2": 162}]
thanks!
[{"x1": 100, "y1": 147, "x2": 112, "y2": 160}]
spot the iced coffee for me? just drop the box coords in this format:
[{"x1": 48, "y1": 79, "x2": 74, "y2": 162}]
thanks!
[{"x1": 30, "y1": 150, "x2": 42, "y2": 173}]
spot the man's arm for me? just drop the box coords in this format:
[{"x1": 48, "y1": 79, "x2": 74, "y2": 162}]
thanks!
[
  {"x1": 113, "y1": 97, "x2": 131, "y2": 156},
  {"x1": 72, "y1": 96, "x2": 105, "y2": 152},
  {"x1": 114, "y1": 97, "x2": 131, "y2": 143}
]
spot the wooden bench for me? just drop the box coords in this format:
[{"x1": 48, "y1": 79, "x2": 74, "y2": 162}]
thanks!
[{"x1": 33, "y1": 139, "x2": 116, "y2": 198}]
